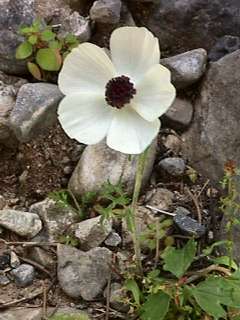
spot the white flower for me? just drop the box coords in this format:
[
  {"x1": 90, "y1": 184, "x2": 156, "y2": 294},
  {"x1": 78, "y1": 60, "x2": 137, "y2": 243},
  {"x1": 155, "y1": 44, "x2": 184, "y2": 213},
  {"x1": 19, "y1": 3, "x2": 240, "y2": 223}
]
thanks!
[{"x1": 58, "y1": 27, "x2": 176, "y2": 154}]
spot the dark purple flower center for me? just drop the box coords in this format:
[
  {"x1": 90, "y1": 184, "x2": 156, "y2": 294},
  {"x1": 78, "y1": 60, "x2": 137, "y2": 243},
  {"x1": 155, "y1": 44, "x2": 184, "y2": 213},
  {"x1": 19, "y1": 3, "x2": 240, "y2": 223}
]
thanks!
[{"x1": 105, "y1": 75, "x2": 136, "y2": 109}]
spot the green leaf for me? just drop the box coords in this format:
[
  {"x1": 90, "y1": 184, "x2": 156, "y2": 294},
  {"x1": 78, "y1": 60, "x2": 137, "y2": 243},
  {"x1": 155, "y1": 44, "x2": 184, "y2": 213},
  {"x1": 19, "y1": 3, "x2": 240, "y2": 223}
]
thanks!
[
  {"x1": 41, "y1": 29, "x2": 56, "y2": 41},
  {"x1": 65, "y1": 34, "x2": 78, "y2": 44},
  {"x1": 125, "y1": 279, "x2": 141, "y2": 306},
  {"x1": 212, "y1": 256, "x2": 238, "y2": 270},
  {"x1": 20, "y1": 26, "x2": 34, "y2": 34},
  {"x1": 140, "y1": 292, "x2": 170, "y2": 320},
  {"x1": 15, "y1": 41, "x2": 33, "y2": 59},
  {"x1": 27, "y1": 62, "x2": 42, "y2": 80},
  {"x1": 28, "y1": 34, "x2": 38, "y2": 45},
  {"x1": 162, "y1": 239, "x2": 197, "y2": 278},
  {"x1": 49, "y1": 40, "x2": 62, "y2": 49},
  {"x1": 189, "y1": 276, "x2": 240, "y2": 320},
  {"x1": 36, "y1": 48, "x2": 61, "y2": 71}
]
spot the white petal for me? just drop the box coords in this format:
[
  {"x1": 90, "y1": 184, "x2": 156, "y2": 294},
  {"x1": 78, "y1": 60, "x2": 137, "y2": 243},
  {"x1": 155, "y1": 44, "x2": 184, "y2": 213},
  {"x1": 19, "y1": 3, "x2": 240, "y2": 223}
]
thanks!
[
  {"x1": 132, "y1": 64, "x2": 176, "y2": 122},
  {"x1": 58, "y1": 94, "x2": 113, "y2": 144},
  {"x1": 110, "y1": 27, "x2": 160, "y2": 83},
  {"x1": 106, "y1": 106, "x2": 160, "y2": 154},
  {"x1": 58, "y1": 43, "x2": 116, "y2": 95}
]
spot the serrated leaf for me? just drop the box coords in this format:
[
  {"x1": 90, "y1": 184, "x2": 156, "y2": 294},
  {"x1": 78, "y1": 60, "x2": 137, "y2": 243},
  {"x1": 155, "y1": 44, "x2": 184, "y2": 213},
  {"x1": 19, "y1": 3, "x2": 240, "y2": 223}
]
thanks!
[
  {"x1": 162, "y1": 239, "x2": 197, "y2": 278},
  {"x1": 140, "y1": 292, "x2": 170, "y2": 320},
  {"x1": 189, "y1": 276, "x2": 240, "y2": 320},
  {"x1": 16, "y1": 41, "x2": 33, "y2": 59},
  {"x1": 125, "y1": 279, "x2": 141, "y2": 306},
  {"x1": 27, "y1": 62, "x2": 42, "y2": 80},
  {"x1": 28, "y1": 34, "x2": 38, "y2": 45},
  {"x1": 36, "y1": 48, "x2": 61, "y2": 71},
  {"x1": 41, "y1": 29, "x2": 56, "y2": 41}
]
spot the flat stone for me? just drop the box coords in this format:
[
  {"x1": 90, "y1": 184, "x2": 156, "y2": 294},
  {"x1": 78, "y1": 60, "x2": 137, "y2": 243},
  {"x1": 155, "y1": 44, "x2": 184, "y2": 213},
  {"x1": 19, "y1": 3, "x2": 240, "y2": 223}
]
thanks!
[
  {"x1": 0, "y1": 209, "x2": 42, "y2": 238},
  {"x1": 0, "y1": 195, "x2": 6, "y2": 209},
  {"x1": 28, "y1": 246, "x2": 55, "y2": 270},
  {"x1": 69, "y1": 139, "x2": 157, "y2": 197},
  {"x1": 173, "y1": 213, "x2": 206, "y2": 238},
  {"x1": 90, "y1": 0, "x2": 122, "y2": 24},
  {"x1": 11, "y1": 263, "x2": 35, "y2": 287},
  {"x1": 30, "y1": 197, "x2": 78, "y2": 242},
  {"x1": 163, "y1": 98, "x2": 193, "y2": 130},
  {"x1": 10, "y1": 251, "x2": 20, "y2": 268},
  {"x1": 74, "y1": 216, "x2": 112, "y2": 251},
  {"x1": 158, "y1": 157, "x2": 186, "y2": 177},
  {"x1": 161, "y1": 133, "x2": 182, "y2": 155},
  {"x1": 57, "y1": 245, "x2": 112, "y2": 300},
  {"x1": 161, "y1": 49, "x2": 207, "y2": 89},
  {"x1": 10, "y1": 83, "x2": 63, "y2": 142},
  {"x1": 182, "y1": 50, "x2": 240, "y2": 183},
  {"x1": 104, "y1": 232, "x2": 121, "y2": 247}
]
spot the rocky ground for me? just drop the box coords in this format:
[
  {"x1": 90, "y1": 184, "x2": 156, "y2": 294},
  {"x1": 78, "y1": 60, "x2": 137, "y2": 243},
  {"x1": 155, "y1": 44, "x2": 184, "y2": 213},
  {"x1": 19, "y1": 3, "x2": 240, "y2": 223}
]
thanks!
[{"x1": 1, "y1": 0, "x2": 240, "y2": 319}]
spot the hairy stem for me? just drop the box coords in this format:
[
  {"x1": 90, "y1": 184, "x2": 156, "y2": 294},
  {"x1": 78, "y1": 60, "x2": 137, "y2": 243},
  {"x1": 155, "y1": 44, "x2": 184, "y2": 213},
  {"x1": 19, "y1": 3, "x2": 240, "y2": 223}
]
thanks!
[{"x1": 130, "y1": 148, "x2": 148, "y2": 275}]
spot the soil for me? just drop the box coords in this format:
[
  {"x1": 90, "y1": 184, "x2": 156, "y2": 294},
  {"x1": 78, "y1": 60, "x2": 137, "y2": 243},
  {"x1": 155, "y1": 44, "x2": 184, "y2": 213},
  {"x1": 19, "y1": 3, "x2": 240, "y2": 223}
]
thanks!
[{"x1": 0, "y1": 123, "x2": 82, "y2": 208}]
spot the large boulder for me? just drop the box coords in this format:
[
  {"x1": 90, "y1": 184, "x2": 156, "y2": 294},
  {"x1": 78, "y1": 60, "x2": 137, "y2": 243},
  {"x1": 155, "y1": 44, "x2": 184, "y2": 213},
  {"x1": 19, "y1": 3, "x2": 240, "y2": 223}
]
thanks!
[
  {"x1": 141, "y1": 0, "x2": 240, "y2": 55},
  {"x1": 182, "y1": 50, "x2": 240, "y2": 184}
]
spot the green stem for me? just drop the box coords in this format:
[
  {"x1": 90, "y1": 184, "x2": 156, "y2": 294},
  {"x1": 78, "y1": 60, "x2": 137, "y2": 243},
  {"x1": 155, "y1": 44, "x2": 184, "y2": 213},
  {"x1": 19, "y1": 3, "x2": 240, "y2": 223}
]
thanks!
[{"x1": 130, "y1": 148, "x2": 148, "y2": 275}]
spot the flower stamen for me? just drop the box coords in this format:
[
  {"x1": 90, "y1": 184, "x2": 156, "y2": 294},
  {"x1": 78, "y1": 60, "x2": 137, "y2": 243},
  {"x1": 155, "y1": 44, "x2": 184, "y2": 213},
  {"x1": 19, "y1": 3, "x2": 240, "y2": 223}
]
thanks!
[{"x1": 105, "y1": 75, "x2": 136, "y2": 109}]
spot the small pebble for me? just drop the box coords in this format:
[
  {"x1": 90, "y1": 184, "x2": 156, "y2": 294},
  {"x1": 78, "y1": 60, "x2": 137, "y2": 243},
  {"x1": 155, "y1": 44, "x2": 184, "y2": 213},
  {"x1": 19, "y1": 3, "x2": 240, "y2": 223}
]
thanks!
[
  {"x1": 11, "y1": 264, "x2": 35, "y2": 287},
  {"x1": 104, "y1": 232, "x2": 121, "y2": 247},
  {"x1": 158, "y1": 157, "x2": 186, "y2": 176},
  {"x1": 174, "y1": 207, "x2": 190, "y2": 216},
  {"x1": 0, "y1": 274, "x2": 10, "y2": 286},
  {"x1": 173, "y1": 213, "x2": 206, "y2": 238},
  {"x1": 0, "y1": 195, "x2": 6, "y2": 209},
  {"x1": 10, "y1": 251, "x2": 20, "y2": 268}
]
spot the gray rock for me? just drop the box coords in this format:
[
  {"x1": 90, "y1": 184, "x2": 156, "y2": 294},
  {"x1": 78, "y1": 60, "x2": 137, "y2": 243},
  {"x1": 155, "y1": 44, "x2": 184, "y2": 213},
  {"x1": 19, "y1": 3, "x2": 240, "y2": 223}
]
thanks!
[
  {"x1": 0, "y1": 274, "x2": 10, "y2": 286},
  {"x1": 11, "y1": 263, "x2": 35, "y2": 287},
  {"x1": 90, "y1": 0, "x2": 122, "y2": 24},
  {"x1": 209, "y1": 35, "x2": 240, "y2": 62},
  {"x1": 59, "y1": 12, "x2": 91, "y2": 42},
  {"x1": 0, "y1": 308, "x2": 90, "y2": 320},
  {"x1": 0, "y1": 72, "x2": 27, "y2": 146},
  {"x1": 144, "y1": 0, "x2": 240, "y2": 55},
  {"x1": 104, "y1": 232, "x2": 121, "y2": 247},
  {"x1": 10, "y1": 83, "x2": 63, "y2": 142},
  {"x1": 104, "y1": 282, "x2": 129, "y2": 312},
  {"x1": 28, "y1": 247, "x2": 55, "y2": 270},
  {"x1": 74, "y1": 216, "x2": 112, "y2": 251},
  {"x1": 182, "y1": 50, "x2": 240, "y2": 183},
  {"x1": 69, "y1": 139, "x2": 157, "y2": 197},
  {"x1": 0, "y1": 0, "x2": 35, "y2": 75},
  {"x1": 158, "y1": 157, "x2": 186, "y2": 177},
  {"x1": 0, "y1": 209, "x2": 42, "y2": 238},
  {"x1": 174, "y1": 206, "x2": 191, "y2": 216},
  {"x1": 163, "y1": 98, "x2": 193, "y2": 130},
  {"x1": 30, "y1": 198, "x2": 78, "y2": 242},
  {"x1": 161, "y1": 49, "x2": 207, "y2": 89},
  {"x1": 173, "y1": 213, "x2": 206, "y2": 238},
  {"x1": 57, "y1": 245, "x2": 112, "y2": 300},
  {"x1": 145, "y1": 188, "x2": 174, "y2": 211}
]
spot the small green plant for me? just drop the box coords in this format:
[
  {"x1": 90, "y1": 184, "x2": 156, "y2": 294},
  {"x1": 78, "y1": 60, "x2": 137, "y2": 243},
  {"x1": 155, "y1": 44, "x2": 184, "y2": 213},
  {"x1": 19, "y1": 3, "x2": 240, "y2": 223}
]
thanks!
[
  {"x1": 125, "y1": 240, "x2": 240, "y2": 320},
  {"x1": 220, "y1": 160, "x2": 240, "y2": 265},
  {"x1": 16, "y1": 19, "x2": 79, "y2": 81}
]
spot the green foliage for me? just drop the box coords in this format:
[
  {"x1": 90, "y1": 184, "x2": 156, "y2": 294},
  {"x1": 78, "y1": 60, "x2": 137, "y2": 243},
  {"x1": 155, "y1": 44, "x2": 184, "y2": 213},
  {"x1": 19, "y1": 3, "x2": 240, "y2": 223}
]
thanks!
[
  {"x1": 140, "y1": 292, "x2": 170, "y2": 320},
  {"x1": 16, "y1": 19, "x2": 79, "y2": 80},
  {"x1": 162, "y1": 239, "x2": 197, "y2": 278},
  {"x1": 58, "y1": 234, "x2": 79, "y2": 247},
  {"x1": 95, "y1": 181, "x2": 131, "y2": 223},
  {"x1": 125, "y1": 279, "x2": 141, "y2": 306},
  {"x1": 48, "y1": 313, "x2": 90, "y2": 320}
]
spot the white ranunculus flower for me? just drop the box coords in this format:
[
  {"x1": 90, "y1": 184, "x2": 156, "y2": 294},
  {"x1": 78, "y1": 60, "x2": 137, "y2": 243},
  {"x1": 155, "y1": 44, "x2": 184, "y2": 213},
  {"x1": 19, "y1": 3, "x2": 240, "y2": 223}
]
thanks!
[{"x1": 58, "y1": 27, "x2": 176, "y2": 154}]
